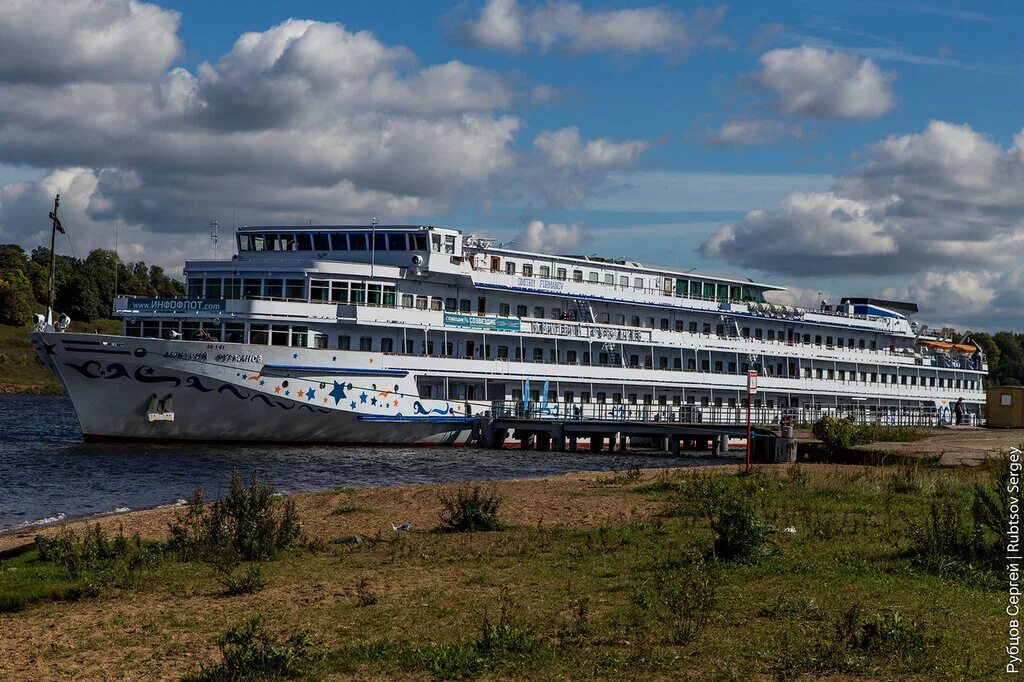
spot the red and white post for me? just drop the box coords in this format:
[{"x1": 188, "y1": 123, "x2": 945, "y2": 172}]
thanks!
[{"x1": 746, "y1": 370, "x2": 758, "y2": 473}]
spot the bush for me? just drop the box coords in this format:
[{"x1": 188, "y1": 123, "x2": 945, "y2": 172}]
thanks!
[
  {"x1": 184, "y1": 615, "x2": 324, "y2": 681},
  {"x1": 437, "y1": 486, "x2": 504, "y2": 533},
  {"x1": 169, "y1": 469, "x2": 302, "y2": 561},
  {"x1": 711, "y1": 499, "x2": 774, "y2": 563},
  {"x1": 35, "y1": 524, "x2": 163, "y2": 582},
  {"x1": 219, "y1": 564, "x2": 266, "y2": 596},
  {"x1": 631, "y1": 560, "x2": 717, "y2": 645},
  {"x1": 812, "y1": 416, "x2": 924, "y2": 455}
]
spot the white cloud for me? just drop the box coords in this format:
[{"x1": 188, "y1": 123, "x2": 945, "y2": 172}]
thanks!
[
  {"x1": 460, "y1": 0, "x2": 729, "y2": 56},
  {"x1": 525, "y1": 127, "x2": 649, "y2": 205},
  {"x1": 701, "y1": 120, "x2": 1024, "y2": 326},
  {"x1": 514, "y1": 220, "x2": 588, "y2": 253},
  {"x1": 464, "y1": 0, "x2": 525, "y2": 52},
  {"x1": 704, "y1": 117, "x2": 806, "y2": 146},
  {"x1": 0, "y1": 0, "x2": 182, "y2": 84},
  {"x1": 0, "y1": 7, "x2": 649, "y2": 269},
  {"x1": 749, "y1": 46, "x2": 895, "y2": 120}
]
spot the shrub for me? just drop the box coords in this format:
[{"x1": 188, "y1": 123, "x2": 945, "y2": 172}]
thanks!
[
  {"x1": 184, "y1": 615, "x2": 324, "y2": 682},
  {"x1": 34, "y1": 524, "x2": 163, "y2": 582},
  {"x1": 636, "y1": 561, "x2": 718, "y2": 645},
  {"x1": 220, "y1": 564, "x2": 266, "y2": 596},
  {"x1": 711, "y1": 499, "x2": 774, "y2": 563},
  {"x1": 437, "y1": 486, "x2": 504, "y2": 533},
  {"x1": 812, "y1": 416, "x2": 925, "y2": 455},
  {"x1": 169, "y1": 469, "x2": 302, "y2": 561}
]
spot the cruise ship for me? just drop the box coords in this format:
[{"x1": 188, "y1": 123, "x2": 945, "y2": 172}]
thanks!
[{"x1": 31, "y1": 223, "x2": 987, "y2": 443}]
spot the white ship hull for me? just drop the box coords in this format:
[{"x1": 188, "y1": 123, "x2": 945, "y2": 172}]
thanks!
[{"x1": 31, "y1": 332, "x2": 477, "y2": 444}]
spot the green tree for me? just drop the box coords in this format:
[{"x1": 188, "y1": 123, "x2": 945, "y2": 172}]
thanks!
[
  {"x1": 0, "y1": 244, "x2": 27, "y2": 274},
  {"x1": 0, "y1": 268, "x2": 37, "y2": 325}
]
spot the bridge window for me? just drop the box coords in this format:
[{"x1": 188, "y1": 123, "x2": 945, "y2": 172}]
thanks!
[
  {"x1": 296, "y1": 234, "x2": 312, "y2": 250},
  {"x1": 373, "y1": 233, "x2": 387, "y2": 251},
  {"x1": 387, "y1": 233, "x2": 407, "y2": 251},
  {"x1": 187, "y1": 278, "x2": 203, "y2": 298},
  {"x1": 347, "y1": 233, "x2": 366, "y2": 250}
]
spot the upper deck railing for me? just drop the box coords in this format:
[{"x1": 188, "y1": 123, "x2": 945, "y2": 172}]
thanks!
[{"x1": 489, "y1": 400, "x2": 975, "y2": 427}]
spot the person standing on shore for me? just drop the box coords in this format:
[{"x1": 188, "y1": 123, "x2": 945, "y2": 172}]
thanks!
[{"x1": 954, "y1": 397, "x2": 965, "y2": 425}]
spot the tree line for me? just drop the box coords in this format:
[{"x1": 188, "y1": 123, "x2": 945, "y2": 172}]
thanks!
[{"x1": 0, "y1": 243, "x2": 184, "y2": 325}]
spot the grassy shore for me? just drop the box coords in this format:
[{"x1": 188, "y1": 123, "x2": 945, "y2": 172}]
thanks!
[
  {"x1": 0, "y1": 320, "x2": 121, "y2": 394},
  {"x1": 0, "y1": 461, "x2": 1008, "y2": 680}
]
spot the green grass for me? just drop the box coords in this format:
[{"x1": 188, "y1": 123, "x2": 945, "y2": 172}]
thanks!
[
  {"x1": 0, "y1": 319, "x2": 121, "y2": 393},
  {"x1": 1, "y1": 464, "x2": 1009, "y2": 679}
]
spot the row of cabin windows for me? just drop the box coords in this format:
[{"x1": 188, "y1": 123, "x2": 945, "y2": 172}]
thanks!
[
  {"x1": 123, "y1": 320, "x2": 321, "y2": 348},
  {"x1": 186, "y1": 278, "x2": 875, "y2": 348},
  {"x1": 239, "y1": 231, "x2": 431, "y2": 253},
  {"x1": 493, "y1": 257, "x2": 764, "y2": 302}
]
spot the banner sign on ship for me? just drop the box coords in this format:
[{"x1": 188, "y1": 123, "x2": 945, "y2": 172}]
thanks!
[
  {"x1": 443, "y1": 313, "x2": 521, "y2": 332},
  {"x1": 120, "y1": 298, "x2": 227, "y2": 314}
]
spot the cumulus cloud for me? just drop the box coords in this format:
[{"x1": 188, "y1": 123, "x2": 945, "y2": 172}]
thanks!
[
  {"x1": 523, "y1": 127, "x2": 648, "y2": 204},
  {"x1": 0, "y1": 0, "x2": 182, "y2": 84},
  {"x1": 0, "y1": 6, "x2": 650, "y2": 269},
  {"x1": 460, "y1": 0, "x2": 729, "y2": 56},
  {"x1": 704, "y1": 117, "x2": 806, "y2": 146},
  {"x1": 701, "y1": 120, "x2": 1024, "y2": 326},
  {"x1": 749, "y1": 46, "x2": 896, "y2": 120},
  {"x1": 514, "y1": 220, "x2": 588, "y2": 253}
]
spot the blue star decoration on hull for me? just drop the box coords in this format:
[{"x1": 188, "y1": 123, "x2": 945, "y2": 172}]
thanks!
[
  {"x1": 306, "y1": 388, "x2": 316, "y2": 401},
  {"x1": 359, "y1": 392, "x2": 368, "y2": 404},
  {"x1": 350, "y1": 400, "x2": 357, "y2": 409},
  {"x1": 329, "y1": 381, "x2": 347, "y2": 404}
]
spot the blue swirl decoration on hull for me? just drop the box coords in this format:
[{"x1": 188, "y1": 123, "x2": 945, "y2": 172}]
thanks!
[
  {"x1": 218, "y1": 383, "x2": 250, "y2": 399},
  {"x1": 133, "y1": 367, "x2": 182, "y2": 386},
  {"x1": 412, "y1": 401, "x2": 455, "y2": 416},
  {"x1": 185, "y1": 376, "x2": 214, "y2": 392},
  {"x1": 63, "y1": 359, "x2": 341, "y2": 415}
]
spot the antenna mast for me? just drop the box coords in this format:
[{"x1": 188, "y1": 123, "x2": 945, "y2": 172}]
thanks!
[
  {"x1": 211, "y1": 221, "x2": 219, "y2": 259},
  {"x1": 370, "y1": 216, "x2": 378, "y2": 278},
  {"x1": 46, "y1": 194, "x2": 62, "y2": 324}
]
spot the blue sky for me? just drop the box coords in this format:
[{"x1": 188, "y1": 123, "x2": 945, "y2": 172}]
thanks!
[{"x1": 1, "y1": 1, "x2": 1023, "y2": 328}]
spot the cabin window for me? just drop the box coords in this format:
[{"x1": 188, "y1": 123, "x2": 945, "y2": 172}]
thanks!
[
  {"x1": 599, "y1": 312, "x2": 610, "y2": 323},
  {"x1": 444, "y1": 236, "x2": 456, "y2": 254},
  {"x1": 311, "y1": 280, "x2": 330, "y2": 302},
  {"x1": 497, "y1": 346, "x2": 509, "y2": 359},
  {"x1": 506, "y1": 262, "x2": 516, "y2": 275},
  {"x1": 223, "y1": 323, "x2": 243, "y2": 343},
  {"x1": 533, "y1": 348, "x2": 543, "y2": 362},
  {"x1": 338, "y1": 335, "x2": 351, "y2": 350},
  {"x1": 416, "y1": 296, "x2": 428, "y2": 310},
  {"x1": 205, "y1": 279, "x2": 222, "y2": 298},
  {"x1": 588, "y1": 272, "x2": 598, "y2": 283},
  {"x1": 645, "y1": 317, "x2": 655, "y2": 328},
  {"x1": 703, "y1": 283, "x2": 715, "y2": 299},
  {"x1": 660, "y1": 318, "x2": 669, "y2": 331},
  {"x1": 367, "y1": 284, "x2": 383, "y2": 305},
  {"x1": 619, "y1": 276, "x2": 628, "y2": 287},
  {"x1": 675, "y1": 320, "x2": 684, "y2": 332},
  {"x1": 349, "y1": 283, "x2": 366, "y2": 304},
  {"x1": 359, "y1": 337, "x2": 372, "y2": 351},
  {"x1": 499, "y1": 303, "x2": 511, "y2": 316},
  {"x1": 516, "y1": 304, "x2": 527, "y2": 317},
  {"x1": 401, "y1": 294, "x2": 414, "y2": 308},
  {"x1": 445, "y1": 298, "x2": 457, "y2": 311},
  {"x1": 249, "y1": 324, "x2": 269, "y2": 345},
  {"x1": 490, "y1": 256, "x2": 501, "y2": 272},
  {"x1": 604, "y1": 274, "x2": 614, "y2": 285},
  {"x1": 430, "y1": 233, "x2": 442, "y2": 251},
  {"x1": 634, "y1": 277, "x2": 643, "y2": 290},
  {"x1": 551, "y1": 308, "x2": 561, "y2": 319},
  {"x1": 380, "y1": 338, "x2": 394, "y2": 353},
  {"x1": 312, "y1": 233, "x2": 330, "y2": 251},
  {"x1": 187, "y1": 278, "x2": 203, "y2": 298},
  {"x1": 263, "y1": 279, "x2": 283, "y2": 299},
  {"x1": 534, "y1": 306, "x2": 545, "y2": 318},
  {"x1": 539, "y1": 265, "x2": 550, "y2": 278},
  {"x1": 556, "y1": 268, "x2": 567, "y2": 280},
  {"x1": 459, "y1": 299, "x2": 471, "y2": 313},
  {"x1": 689, "y1": 322, "x2": 698, "y2": 333},
  {"x1": 630, "y1": 315, "x2": 640, "y2": 327},
  {"x1": 430, "y1": 297, "x2": 443, "y2": 311},
  {"x1": 285, "y1": 279, "x2": 305, "y2": 300}
]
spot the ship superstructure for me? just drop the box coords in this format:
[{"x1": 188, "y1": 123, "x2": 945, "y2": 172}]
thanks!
[{"x1": 31, "y1": 224, "x2": 986, "y2": 442}]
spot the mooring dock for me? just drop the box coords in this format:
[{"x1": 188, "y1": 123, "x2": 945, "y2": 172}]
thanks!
[{"x1": 478, "y1": 401, "x2": 794, "y2": 460}]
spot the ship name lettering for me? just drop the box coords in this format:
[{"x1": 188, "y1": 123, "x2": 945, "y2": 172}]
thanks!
[
  {"x1": 163, "y1": 351, "x2": 208, "y2": 361},
  {"x1": 215, "y1": 353, "x2": 263, "y2": 363}
]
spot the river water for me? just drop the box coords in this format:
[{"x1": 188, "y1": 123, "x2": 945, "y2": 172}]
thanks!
[{"x1": 0, "y1": 394, "x2": 731, "y2": 532}]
